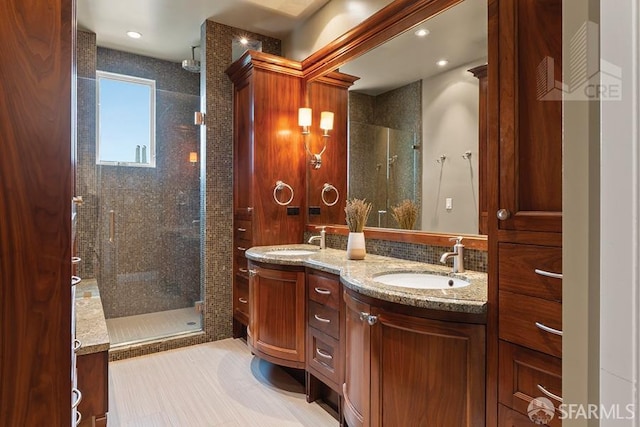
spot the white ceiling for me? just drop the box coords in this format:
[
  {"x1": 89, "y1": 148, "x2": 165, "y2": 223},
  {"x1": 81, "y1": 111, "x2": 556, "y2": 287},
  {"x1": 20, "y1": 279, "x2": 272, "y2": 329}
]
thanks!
[
  {"x1": 340, "y1": 0, "x2": 487, "y2": 95},
  {"x1": 77, "y1": 0, "x2": 487, "y2": 95},
  {"x1": 77, "y1": 0, "x2": 330, "y2": 63}
]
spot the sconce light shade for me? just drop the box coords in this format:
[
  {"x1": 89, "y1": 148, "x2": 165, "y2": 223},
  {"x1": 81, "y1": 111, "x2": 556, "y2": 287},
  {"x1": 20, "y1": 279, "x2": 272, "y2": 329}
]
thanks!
[
  {"x1": 189, "y1": 151, "x2": 198, "y2": 163},
  {"x1": 320, "y1": 111, "x2": 334, "y2": 130},
  {"x1": 298, "y1": 108, "x2": 312, "y2": 126},
  {"x1": 320, "y1": 111, "x2": 334, "y2": 136}
]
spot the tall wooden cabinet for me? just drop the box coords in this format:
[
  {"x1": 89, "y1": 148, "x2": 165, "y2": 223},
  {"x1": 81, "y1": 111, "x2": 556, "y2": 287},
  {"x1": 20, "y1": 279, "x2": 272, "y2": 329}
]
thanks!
[
  {"x1": 487, "y1": 0, "x2": 563, "y2": 425},
  {"x1": 0, "y1": 0, "x2": 75, "y2": 425},
  {"x1": 226, "y1": 52, "x2": 306, "y2": 336}
]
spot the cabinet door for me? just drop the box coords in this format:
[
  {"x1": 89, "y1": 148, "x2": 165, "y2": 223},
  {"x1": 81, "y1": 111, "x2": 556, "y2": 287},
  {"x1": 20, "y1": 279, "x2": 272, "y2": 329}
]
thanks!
[
  {"x1": 496, "y1": 0, "x2": 562, "y2": 233},
  {"x1": 248, "y1": 264, "x2": 306, "y2": 367},
  {"x1": 371, "y1": 310, "x2": 486, "y2": 427},
  {"x1": 343, "y1": 291, "x2": 371, "y2": 427}
]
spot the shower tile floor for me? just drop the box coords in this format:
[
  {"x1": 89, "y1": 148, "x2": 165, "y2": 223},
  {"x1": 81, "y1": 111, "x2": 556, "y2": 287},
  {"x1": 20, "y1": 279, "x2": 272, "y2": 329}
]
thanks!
[{"x1": 106, "y1": 307, "x2": 202, "y2": 346}]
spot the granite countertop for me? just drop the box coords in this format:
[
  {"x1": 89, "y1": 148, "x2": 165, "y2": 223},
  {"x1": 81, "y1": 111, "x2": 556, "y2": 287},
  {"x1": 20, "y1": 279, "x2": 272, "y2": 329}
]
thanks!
[
  {"x1": 75, "y1": 279, "x2": 110, "y2": 355},
  {"x1": 245, "y1": 244, "x2": 487, "y2": 314}
]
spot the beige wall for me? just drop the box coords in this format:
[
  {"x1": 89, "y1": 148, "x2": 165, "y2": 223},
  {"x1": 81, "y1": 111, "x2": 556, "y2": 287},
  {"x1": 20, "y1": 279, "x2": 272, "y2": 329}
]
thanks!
[
  {"x1": 282, "y1": 0, "x2": 393, "y2": 60},
  {"x1": 421, "y1": 61, "x2": 484, "y2": 235}
]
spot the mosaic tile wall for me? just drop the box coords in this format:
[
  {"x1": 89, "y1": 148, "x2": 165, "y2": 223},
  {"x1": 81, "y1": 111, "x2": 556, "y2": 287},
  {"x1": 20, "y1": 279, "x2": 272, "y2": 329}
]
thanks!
[
  {"x1": 199, "y1": 21, "x2": 282, "y2": 342},
  {"x1": 305, "y1": 231, "x2": 487, "y2": 273},
  {"x1": 76, "y1": 32, "x2": 202, "y2": 318},
  {"x1": 349, "y1": 81, "x2": 423, "y2": 229}
]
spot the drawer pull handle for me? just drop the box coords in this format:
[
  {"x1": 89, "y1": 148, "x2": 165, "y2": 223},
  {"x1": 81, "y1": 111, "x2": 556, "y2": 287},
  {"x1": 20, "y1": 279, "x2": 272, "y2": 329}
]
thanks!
[
  {"x1": 73, "y1": 339, "x2": 82, "y2": 352},
  {"x1": 534, "y1": 269, "x2": 563, "y2": 279},
  {"x1": 238, "y1": 298, "x2": 248, "y2": 304},
  {"x1": 237, "y1": 227, "x2": 247, "y2": 232},
  {"x1": 537, "y1": 384, "x2": 563, "y2": 403},
  {"x1": 316, "y1": 348, "x2": 333, "y2": 360},
  {"x1": 314, "y1": 287, "x2": 331, "y2": 295},
  {"x1": 75, "y1": 410, "x2": 82, "y2": 426},
  {"x1": 71, "y1": 388, "x2": 82, "y2": 409},
  {"x1": 535, "y1": 322, "x2": 563, "y2": 336},
  {"x1": 314, "y1": 314, "x2": 331, "y2": 323},
  {"x1": 71, "y1": 276, "x2": 82, "y2": 286},
  {"x1": 71, "y1": 256, "x2": 81, "y2": 264},
  {"x1": 359, "y1": 312, "x2": 378, "y2": 325},
  {"x1": 239, "y1": 268, "x2": 248, "y2": 273},
  {"x1": 237, "y1": 246, "x2": 247, "y2": 252},
  {"x1": 248, "y1": 269, "x2": 257, "y2": 277}
]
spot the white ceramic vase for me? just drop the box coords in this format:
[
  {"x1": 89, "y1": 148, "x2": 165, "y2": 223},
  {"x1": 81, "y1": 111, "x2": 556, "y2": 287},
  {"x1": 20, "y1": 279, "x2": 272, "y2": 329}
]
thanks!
[{"x1": 346, "y1": 232, "x2": 366, "y2": 260}]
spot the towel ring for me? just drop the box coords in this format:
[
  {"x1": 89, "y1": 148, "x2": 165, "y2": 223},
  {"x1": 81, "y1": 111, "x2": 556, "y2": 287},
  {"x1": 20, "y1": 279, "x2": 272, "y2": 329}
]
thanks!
[
  {"x1": 321, "y1": 183, "x2": 340, "y2": 206},
  {"x1": 273, "y1": 180, "x2": 294, "y2": 206}
]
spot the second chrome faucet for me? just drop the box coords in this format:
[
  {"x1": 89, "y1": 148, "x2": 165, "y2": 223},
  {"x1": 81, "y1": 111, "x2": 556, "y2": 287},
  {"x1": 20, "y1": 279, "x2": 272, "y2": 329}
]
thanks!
[
  {"x1": 308, "y1": 226, "x2": 326, "y2": 249},
  {"x1": 440, "y1": 236, "x2": 465, "y2": 273}
]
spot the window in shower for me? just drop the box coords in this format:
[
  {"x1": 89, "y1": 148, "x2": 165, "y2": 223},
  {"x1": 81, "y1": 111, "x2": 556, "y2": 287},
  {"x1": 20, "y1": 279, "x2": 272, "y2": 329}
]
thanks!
[{"x1": 96, "y1": 71, "x2": 156, "y2": 167}]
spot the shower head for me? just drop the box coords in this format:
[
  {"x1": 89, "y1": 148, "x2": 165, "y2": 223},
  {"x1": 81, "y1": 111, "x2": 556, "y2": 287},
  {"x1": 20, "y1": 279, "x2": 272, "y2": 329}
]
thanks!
[{"x1": 182, "y1": 46, "x2": 200, "y2": 73}]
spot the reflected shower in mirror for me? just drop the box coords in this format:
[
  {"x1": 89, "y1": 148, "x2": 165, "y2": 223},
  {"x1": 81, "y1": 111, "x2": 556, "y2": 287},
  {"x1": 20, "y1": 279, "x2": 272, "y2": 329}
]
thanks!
[{"x1": 340, "y1": 0, "x2": 487, "y2": 235}]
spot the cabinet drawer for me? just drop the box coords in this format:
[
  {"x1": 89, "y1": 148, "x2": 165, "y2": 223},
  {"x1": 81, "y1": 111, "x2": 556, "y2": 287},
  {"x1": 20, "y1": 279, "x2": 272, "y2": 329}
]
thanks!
[
  {"x1": 499, "y1": 243, "x2": 562, "y2": 302},
  {"x1": 233, "y1": 276, "x2": 249, "y2": 324},
  {"x1": 499, "y1": 291, "x2": 562, "y2": 357},
  {"x1": 499, "y1": 341, "x2": 562, "y2": 426},
  {"x1": 235, "y1": 255, "x2": 248, "y2": 276},
  {"x1": 234, "y1": 220, "x2": 252, "y2": 241},
  {"x1": 307, "y1": 327, "x2": 342, "y2": 387},
  {"x1": 307, "y1": 272, "x2": 340, "y2": 309},
  {"x1": 499, "y1": 404, "x2": 561, "y2": 426},
  {"x1": 308, "y1": 300, "x2": 339, "y2": 339}
]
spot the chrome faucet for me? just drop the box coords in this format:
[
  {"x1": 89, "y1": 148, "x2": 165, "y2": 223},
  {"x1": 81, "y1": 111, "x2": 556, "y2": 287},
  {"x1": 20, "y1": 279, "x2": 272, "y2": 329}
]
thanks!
[
  {"x1": 440, "y1": 236, "x2": 465, "y2": 273},
  {"x1": 308, "y1": 226, "x2": 326, "y2": 249}
]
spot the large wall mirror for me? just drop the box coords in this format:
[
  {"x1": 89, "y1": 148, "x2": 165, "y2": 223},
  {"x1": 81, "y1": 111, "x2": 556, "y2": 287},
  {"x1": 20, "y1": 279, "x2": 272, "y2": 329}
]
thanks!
[{"x1": 306, "y1": 0, "x2": 488, "y2": 243}]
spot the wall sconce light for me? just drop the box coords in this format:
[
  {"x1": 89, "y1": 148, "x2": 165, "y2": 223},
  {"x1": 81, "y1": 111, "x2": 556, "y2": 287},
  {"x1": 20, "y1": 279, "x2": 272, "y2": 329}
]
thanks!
[
  {"x1": 189, "y1": 151, "x2": 198, "y2": 165},
  {"x1": 298, "y1": 108, "x2": 334, "y2": 169}
]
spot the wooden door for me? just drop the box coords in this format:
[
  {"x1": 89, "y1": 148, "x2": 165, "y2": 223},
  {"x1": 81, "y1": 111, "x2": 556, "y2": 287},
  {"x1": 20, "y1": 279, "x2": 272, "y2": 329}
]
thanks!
[
  {"x1": 495, "y1": 0, "x2": 562, "y2": 234},
  {"x1": 342, "y1": 291, "x2": 371, "y2": 427},
  {"x1": 0, "y1": 0, "x2": 75, "y2": 425},
  {"x1": 370, "y1": 309, "x2": 486, "y2": 427},
  {"x1": 248, "y1": 262, "x2": 306, "y2": 368}
]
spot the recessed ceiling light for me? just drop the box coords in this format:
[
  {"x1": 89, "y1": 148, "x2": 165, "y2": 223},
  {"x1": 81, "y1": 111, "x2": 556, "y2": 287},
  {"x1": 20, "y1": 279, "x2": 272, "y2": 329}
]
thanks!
[
  {"x1": 126, "y1": 31, "x2": 142, "y2": 39},
  {"x1": 436, "y1": 59, "x2": 449, "y2": 67},
  {"x1": 239, "y1": 37, "x2": 249, "y2": 45},
  {"x1": 414, "y1": 28, "x2": 430, "y2": 37}
]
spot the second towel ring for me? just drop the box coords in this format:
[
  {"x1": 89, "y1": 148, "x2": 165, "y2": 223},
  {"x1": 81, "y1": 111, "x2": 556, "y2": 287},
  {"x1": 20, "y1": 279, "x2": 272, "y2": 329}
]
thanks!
[
  {"x1": 273, "y1": 180, "x2": 294, "y2": 206},
  {"x1": 321, "y1": 183, "x2": 340, "y2": 206}
]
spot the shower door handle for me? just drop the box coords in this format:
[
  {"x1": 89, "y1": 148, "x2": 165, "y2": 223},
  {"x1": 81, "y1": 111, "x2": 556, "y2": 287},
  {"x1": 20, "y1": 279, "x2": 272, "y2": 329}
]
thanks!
[{"x1": 109, "y1": 210, "x2": 115, "y2": 243}]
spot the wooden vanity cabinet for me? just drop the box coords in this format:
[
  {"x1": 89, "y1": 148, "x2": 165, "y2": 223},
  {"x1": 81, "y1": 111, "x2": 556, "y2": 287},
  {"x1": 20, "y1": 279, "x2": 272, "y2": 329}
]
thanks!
[
  {"x1": 226, "y1": 52, "x2": 307, "y2": 337},
  {"x1": 305, "y1": 270, "x2": 344, "y2": 416},
  {"x1": 487, "y1": 0, "x2": 564, "y2": 424},
  {"x1": 77, "y1": 351, "x2": 109, "y2": 427},
  {"x1": 343, "y1": 289, "x2": 486, "y2": 427},
  {"x1": 247, "y1": 260, "x2": 306, "y2": 368}
]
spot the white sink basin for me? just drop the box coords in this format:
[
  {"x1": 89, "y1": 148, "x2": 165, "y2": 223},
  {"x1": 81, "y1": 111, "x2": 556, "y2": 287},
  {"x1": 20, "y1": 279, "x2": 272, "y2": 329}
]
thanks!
[
  {"x1": 264, "y1": 249, "x2": 317, "y2": 256},
  {"x1": 373, "y1": 272, "x2": 470, "y2": 289}
]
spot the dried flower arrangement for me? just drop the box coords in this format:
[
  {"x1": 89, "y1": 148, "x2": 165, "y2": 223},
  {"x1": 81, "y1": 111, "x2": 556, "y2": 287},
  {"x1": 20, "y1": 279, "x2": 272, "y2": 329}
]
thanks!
[
  {"x1": 391, "y1": 199, "x2": 418, "y2": 230},
  {"x1": 344, "y1": 198, "x2": 372, "y2": 232}
]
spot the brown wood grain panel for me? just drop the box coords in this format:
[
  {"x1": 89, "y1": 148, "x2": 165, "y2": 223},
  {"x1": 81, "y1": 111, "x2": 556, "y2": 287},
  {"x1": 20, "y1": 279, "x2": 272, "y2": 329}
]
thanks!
[
  {"x1": 0, "y1": 0, "x2": 74, "y2": 425},
  {"x1": 499, "y1": 404, "x2": 554, "y2": 426},
  {"x1": 248, "y1": 262, "x2": 306, "y2": 368},
  {"x1": 497, "y1": 0, "x2": 562, "y2": 233},
  {"x1": 469, "y1": 64, "x2": 489, "y2": 236},
  {"x1": 77, "y1": 351, "x2": 109, "y2": 426},
  {"x1": 307, "y1": 270, "x2": 341, "y2": 309},
  {"x1": 499, "y1": 243, "x2": 562, "y2": 301},
  {"x1": 252, "y1": 69, "x2": 305, "y2": 246},
  {"x1": 342, "y1": 291, "x2": 371, "y2": 427},
  {"x1": 233, "y1": 275, "x2": 249, "y2": 325},
  {"x1": 372, "y1": 309, "x2": 486, "y2": 427},
  {"x1": 233, "y1": 80, "x2": 253, "y2": 212},
  {"x1": 306, "y1": 327, "x2": 342, "y2": 387},
  {"x1": 499, "y1": 341, "x2": 562, "y2": 426},
  {"x1": 308, "y1": 300, "x2": 339, "y2": 339},
  {"x1": 305, "y1": 79, "x2": 353, "y2": 226},
  {"x1": 499, "y1": 291, "x2": 562, "y2": 358}
]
